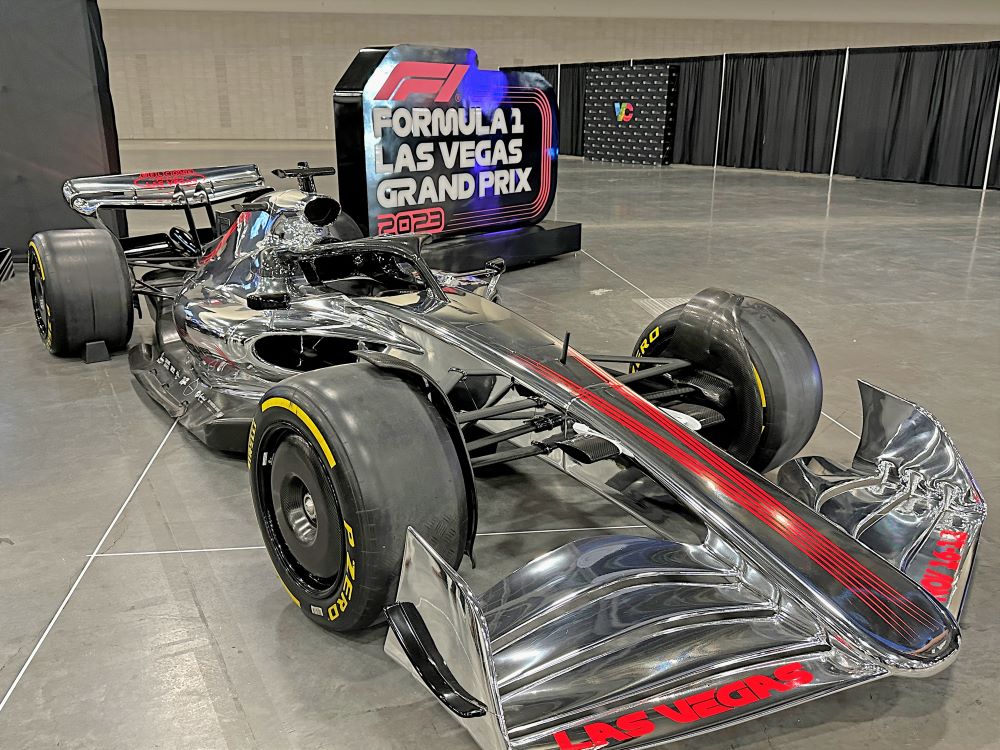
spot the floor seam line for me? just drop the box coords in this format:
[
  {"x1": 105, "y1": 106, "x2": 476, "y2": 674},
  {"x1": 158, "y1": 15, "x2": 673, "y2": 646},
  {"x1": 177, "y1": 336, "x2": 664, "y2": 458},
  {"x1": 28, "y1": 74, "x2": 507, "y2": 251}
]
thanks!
[
  {"x1": 580, "y1": 249, "x2": 654, "y2": 300},
  {"x1": 820, "y1": 411, "x2": 862, "y2": 439},
  {"x1": 85, "y1": 525, "x2": 651, "y2": 557},
  {"x1": 91, "y1": 545, "x2": 266, "y2": 557},
  {"x1": 0, "y1": 418, "x2": 179, "y2": 715}
]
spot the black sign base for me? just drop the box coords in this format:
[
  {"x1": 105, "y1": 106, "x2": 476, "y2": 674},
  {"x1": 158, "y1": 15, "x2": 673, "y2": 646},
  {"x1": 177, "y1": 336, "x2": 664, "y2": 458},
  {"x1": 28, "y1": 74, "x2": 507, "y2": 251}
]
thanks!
[{"x1": 422, "y1": 220, "x2": 581, "y2": 272}]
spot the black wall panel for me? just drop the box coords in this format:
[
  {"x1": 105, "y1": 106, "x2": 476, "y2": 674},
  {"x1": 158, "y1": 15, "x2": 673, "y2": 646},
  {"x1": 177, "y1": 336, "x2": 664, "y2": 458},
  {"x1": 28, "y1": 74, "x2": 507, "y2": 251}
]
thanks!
[
  {"x1": 673, "y1": 57, "x2": 724, "y2": 166},
  {"x1": 0, "y1": 0, "x2": 122, "y2": 255},
  {"x1": 583, "y1": 65, "x2": 678, "y2": 165},
  {"x1": 557, "y1": 64, "x2": 586, "y2": 156},
  {"x1": 718, "y1": 50, "x2": 845, "y2": 174},
  {"x1": 838, "y1": 43, "x2": 1000, "y2": 188}
]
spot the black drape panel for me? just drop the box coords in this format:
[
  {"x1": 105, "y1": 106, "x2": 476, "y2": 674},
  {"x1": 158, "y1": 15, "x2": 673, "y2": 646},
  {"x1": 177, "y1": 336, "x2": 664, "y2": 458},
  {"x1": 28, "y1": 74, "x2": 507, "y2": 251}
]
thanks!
[
  {"x1": 719, "y1": 50, "x2": 844, "y2": 173},
  {"x1": 991, "y1": 116, "x2": 1000, "y2": 189},
  {"x1": 838, "y1": 43, "x2": 1000, "y2": 188},
  {"x1": 558, "y1": 64, "x2": 586, "y2": 156},
  {"x1": 552, "y1": 61, "x2": 630, "y2": 156},
  {"x1": 0, "y1": 0, "x2": 122, "y2": 255},
  {"x1": 87, "y1": 0, "x2": 125, "y2": 236},
  {"x1": 520, "y1": 42, "x2": 1000, "y2": 186},
  {"x1": 674, "y1": 57, "x2": 724, "y2": 166}
]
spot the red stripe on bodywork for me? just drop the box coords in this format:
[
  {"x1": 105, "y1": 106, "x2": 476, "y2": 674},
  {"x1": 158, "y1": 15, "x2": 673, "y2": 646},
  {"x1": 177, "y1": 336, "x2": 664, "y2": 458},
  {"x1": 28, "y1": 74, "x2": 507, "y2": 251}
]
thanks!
[
  {"x1": 514, "y1": 352, "x2": 937, "y2": 640},
  {"x1": 199, "y1": 211, "x2": 249, "y2": 266},
  {"x1": 567, "y1": 353, "x2": 936, "y2": 629}
]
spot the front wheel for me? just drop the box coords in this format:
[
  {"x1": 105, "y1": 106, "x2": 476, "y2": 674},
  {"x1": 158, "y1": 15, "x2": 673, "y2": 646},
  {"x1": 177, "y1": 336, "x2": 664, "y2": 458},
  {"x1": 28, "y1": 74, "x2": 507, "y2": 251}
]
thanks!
[
  {"x1": 631, "y1": 291, "x2": 822, "y2": 473},
  {"x1": 249, "y1": 364, "x2": 469, "y2": 632}
]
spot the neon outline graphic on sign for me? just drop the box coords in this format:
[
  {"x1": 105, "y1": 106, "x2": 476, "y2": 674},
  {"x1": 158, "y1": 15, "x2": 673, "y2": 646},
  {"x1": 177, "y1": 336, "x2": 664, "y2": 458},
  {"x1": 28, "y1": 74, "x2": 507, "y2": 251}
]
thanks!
[{"x1": 355, "y1": 46, "x2": 559, "y2": 238}]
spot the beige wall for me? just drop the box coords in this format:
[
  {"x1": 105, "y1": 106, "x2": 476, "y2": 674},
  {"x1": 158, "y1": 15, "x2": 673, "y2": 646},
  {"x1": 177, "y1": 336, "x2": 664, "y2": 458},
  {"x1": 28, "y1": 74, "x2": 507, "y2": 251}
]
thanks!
[{"x1": 101, "y1": 9, "x2": 1000, "y2": 141}]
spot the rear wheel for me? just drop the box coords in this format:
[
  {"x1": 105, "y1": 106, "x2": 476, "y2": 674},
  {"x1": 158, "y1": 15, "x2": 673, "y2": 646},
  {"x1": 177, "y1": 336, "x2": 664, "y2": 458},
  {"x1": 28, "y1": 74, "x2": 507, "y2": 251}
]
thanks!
[
  {"x1": 28, "y1": 229, "x2": 133, "y2": 356},
  {"x1": 631, "y1": 293, "x2": 822, "y2": 472},
  {"x1": 249, "y1": 364, "x2": 469, "y2": 632}
]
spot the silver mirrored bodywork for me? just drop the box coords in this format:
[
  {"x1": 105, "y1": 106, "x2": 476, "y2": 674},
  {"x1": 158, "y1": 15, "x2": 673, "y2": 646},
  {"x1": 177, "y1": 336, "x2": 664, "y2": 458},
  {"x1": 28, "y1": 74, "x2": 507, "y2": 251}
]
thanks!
[
  {"x1": 63, "y1": 164, "x2": 266, "y2": 215},
  {"x1": 384, "y1": 370, "x2": 985, "y2": 748},
  {"x1": 60, "y1": 163, "x2": 985, "y2": 748},
  {"x1": 388, "y1": 529, "x2": 885, "y2": 750},
  {"x1": 777, "y1": 381, "x2": 985, "y2": 619}
]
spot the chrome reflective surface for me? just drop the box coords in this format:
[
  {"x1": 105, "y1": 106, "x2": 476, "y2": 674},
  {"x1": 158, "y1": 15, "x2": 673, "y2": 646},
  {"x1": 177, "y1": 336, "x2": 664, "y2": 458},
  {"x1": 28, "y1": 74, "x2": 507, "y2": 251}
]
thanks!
[
  {"x1": 63, "y1": 164, "x2": 266, "y2": 215},
  {"x1": 126, "y1": 178, "x2": 515, "y2": 439},
  {"x1": 388, "y1": 529, "x2": 884, "y2": 750},
  {"x1": 387, "y1": 528, "x2": 510, "y2": 750},
  {"x1": 68, "y1": 163, "x2": 984, "y2": 747},
  {"x1": 777, "y1": 381, "x2": 986, "y2": 618}
]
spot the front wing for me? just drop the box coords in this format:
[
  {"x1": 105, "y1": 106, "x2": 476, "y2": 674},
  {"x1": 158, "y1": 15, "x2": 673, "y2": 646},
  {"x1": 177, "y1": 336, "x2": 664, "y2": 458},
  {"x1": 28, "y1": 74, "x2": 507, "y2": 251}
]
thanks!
[{"x1": 383, "y1": 382, "x2": 985, "y2": 750}]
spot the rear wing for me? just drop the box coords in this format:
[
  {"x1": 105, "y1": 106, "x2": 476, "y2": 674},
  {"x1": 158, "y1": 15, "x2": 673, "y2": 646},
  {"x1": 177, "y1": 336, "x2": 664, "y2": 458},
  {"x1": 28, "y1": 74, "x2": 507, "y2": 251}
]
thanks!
[{"x1": 63, "y1": 165, "x2": 267, "y2": 216}]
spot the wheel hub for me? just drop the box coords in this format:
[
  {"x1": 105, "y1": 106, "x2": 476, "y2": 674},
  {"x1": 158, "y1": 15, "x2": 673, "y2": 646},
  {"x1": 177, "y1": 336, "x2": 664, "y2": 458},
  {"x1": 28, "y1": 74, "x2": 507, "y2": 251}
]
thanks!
[
  {"x1": 303, "y1": 493, "x2": 317, "y2": 523},
  {"x1": 268, "y1": 434, "x2": 343, "y2": 583}
]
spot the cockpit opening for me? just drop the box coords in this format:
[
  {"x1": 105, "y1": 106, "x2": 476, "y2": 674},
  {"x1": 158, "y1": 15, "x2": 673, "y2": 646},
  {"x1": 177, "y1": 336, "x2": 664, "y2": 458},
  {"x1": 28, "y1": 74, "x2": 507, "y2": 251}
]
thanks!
[
  {"x1": 310, "y1": 250, "x2": 429, "y2": 298},
  {"x1": 253, "y1": 334, "x2": 385, "y2": 371}
]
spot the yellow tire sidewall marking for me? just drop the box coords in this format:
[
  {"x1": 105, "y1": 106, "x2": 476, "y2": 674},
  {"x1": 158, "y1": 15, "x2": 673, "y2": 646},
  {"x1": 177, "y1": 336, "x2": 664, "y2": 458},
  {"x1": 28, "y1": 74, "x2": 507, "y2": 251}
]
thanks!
[
  {"x1": 258, "y1": 398, "x2": 351, "y2": 617},
  {"x1": 751, "y1": 364, "x2": 767, "y2": 408},
  {"x1": 29, "y1": 241, "x2": 44, "y2": 280},
  {"x1": 327, "y1": 521, "x2": 357, "y2": 621},
  {"x1": 246, "y1": 419, "x2": 256, "y2": 468},
  {"x1": 260, "y1": 397, "x2": 336, "y2": 467},
  {"x1": 631, "y1": 325, "x2": 660, "y2": 373},
  {"x1": 45, "y1": 304, "x2": 53, "y2": 349}
]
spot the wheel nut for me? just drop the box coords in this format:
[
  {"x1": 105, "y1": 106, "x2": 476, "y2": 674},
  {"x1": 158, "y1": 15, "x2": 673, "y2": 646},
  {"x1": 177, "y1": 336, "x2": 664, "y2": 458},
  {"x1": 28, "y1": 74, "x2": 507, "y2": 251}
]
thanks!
[{"x1": 303, "y1": 493, "x2": 317, "y2": 522}]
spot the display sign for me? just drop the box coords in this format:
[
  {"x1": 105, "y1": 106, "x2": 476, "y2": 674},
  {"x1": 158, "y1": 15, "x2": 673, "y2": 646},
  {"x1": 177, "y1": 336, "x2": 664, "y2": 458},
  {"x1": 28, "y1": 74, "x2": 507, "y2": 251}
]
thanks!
[
  {"x1": 334, "y1": 45, "x2": 558, "y2": 237},
  {"x1": 584, "y1": 65, "x2": 678, "y2": 166}
]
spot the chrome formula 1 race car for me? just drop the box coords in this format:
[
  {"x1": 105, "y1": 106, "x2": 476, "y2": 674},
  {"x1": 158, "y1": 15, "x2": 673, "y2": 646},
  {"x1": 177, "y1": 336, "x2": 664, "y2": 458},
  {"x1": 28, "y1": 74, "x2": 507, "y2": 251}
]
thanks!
[{"x1": 28, "y1": 164, "x2": 986, "y2": 750}]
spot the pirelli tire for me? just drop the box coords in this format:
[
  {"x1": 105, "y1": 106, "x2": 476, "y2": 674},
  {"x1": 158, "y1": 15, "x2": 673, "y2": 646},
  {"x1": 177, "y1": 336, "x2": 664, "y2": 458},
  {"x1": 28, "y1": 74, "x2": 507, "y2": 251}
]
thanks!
[
  {"x1": 249, "y1": 363, "x2": 469, "y2": 632},
  {"x1": 28, "y1": 229, "x2": 133, "y2": 356},
  {"x1": 631, "y1": 296, "x2": 822, "y2": 473}
]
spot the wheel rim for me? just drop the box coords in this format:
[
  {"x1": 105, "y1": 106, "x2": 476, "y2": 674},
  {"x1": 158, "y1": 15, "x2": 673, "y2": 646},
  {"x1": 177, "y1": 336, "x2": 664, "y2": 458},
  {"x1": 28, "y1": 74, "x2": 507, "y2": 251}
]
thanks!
[
  {"x1": 266, "y1": 433, "x2": 344, "y2": 588},
  {"x1": 28, "y1": 255, "x2": 49, "y2": 345}
]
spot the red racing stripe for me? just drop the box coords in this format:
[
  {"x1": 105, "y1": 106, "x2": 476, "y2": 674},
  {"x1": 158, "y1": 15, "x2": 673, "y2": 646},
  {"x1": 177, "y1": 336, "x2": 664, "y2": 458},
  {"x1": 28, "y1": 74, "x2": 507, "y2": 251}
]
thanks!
[
  {"x1": 514, "y1": 353, "x2": 937, "y2": 639},
  {"x1": 565, "y1": 353, "x2": 938, "y2": 625}
]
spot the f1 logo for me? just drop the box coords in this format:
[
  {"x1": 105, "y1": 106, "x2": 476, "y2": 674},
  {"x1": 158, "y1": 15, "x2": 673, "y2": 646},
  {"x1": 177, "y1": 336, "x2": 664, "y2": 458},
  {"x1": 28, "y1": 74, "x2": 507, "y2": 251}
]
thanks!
[
  {"x1": 375, "y1": 61, "x2": 469, "y2": 102},
  {"x1": 614, "y1": 102, "x2": 634, "y2": 122}
]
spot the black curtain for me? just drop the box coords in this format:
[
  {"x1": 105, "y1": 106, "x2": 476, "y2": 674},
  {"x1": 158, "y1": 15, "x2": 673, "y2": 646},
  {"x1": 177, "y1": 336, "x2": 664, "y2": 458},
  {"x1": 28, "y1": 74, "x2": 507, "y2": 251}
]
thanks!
[
  {"x1": 838, "y1": 42, "x2": 1000, "y2": 188},
  {"x1": 558, "y1": 64, "x2": 587, "y2": 156},
  {"x1": 629, "y1": 56, "x2": 724, "y2": 166},
  {"x1": 87, "y1": 0, "x2": 125, "y2": 236},
  {"x1": 992, "y1": 114, "x2": 1000, "y2": 189},
  {"x1": 674, "y1": 57, "x2": 724, "y2": 166},
  {"x1": 523, "y1": 41, "x2": 1000, "y2": 187},
  {"x1": 552, "y1": 56, "x2": 723, "y2": 162},
  {"x1": 718, "y1": 50, "x2": 845, "y2": 173},
  {"x1": 0, "y1": 0, "x2": 122, "y2": 255}
]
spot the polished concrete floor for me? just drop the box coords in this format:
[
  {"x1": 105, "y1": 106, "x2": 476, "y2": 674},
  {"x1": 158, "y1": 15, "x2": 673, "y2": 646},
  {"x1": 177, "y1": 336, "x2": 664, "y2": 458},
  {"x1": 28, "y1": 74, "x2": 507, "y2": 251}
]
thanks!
[{"x1": 1, "y1": 143, "x2": 998, "y2": 749}]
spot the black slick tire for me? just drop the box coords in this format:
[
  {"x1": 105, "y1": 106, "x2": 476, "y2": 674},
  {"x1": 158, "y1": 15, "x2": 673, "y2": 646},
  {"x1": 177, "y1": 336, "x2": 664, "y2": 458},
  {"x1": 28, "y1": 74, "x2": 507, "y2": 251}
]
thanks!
[
  {"x1": 249, "y1": 363, "x2": 469, "y2": 632},
  {"x1": 28, "y1": 229, "x2": 133, "y2": 356},
  {"x1": 632, "y1": 296, "x2": 821, "y2": 473}
]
